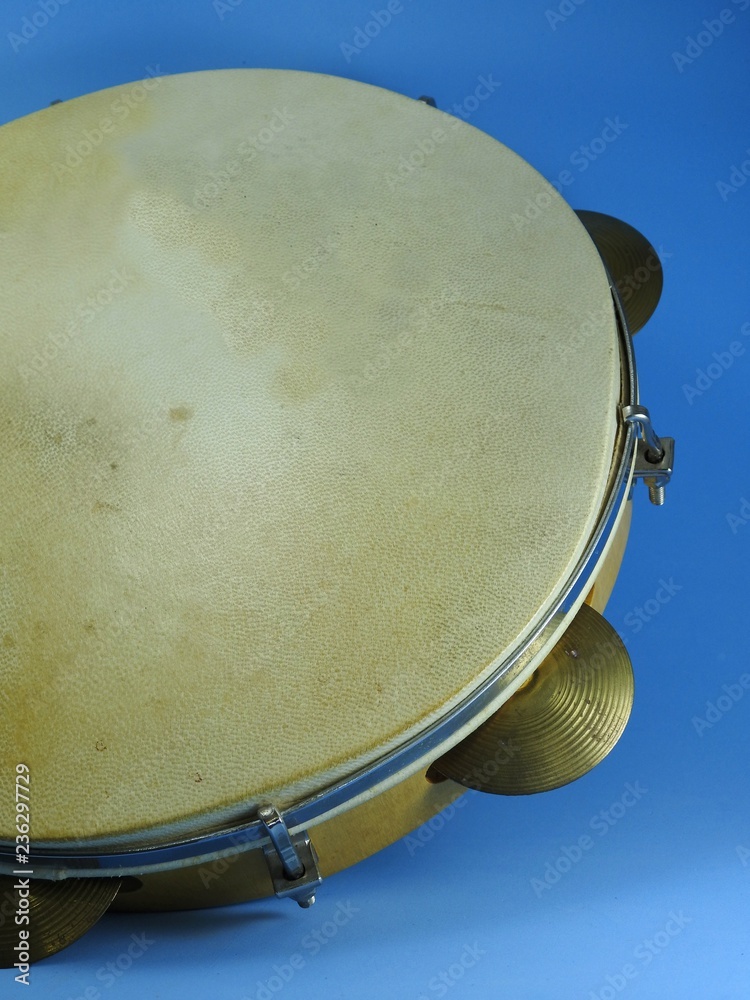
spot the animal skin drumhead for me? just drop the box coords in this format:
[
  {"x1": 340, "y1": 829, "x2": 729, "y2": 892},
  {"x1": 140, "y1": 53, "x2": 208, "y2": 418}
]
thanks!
[{"x1": 0, "y1": 70, "x2": 619, "y2": 848}]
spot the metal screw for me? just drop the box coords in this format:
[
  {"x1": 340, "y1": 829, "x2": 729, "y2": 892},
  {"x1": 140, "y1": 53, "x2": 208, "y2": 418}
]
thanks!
[{"x1": 647, "y1": 484, "x2": 665, "y2": 506}]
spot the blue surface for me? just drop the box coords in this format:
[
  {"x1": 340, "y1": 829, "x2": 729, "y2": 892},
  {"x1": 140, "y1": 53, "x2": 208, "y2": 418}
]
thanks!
[{"x1": 1, "y1": 1, "x2": 749, "y2": 997}]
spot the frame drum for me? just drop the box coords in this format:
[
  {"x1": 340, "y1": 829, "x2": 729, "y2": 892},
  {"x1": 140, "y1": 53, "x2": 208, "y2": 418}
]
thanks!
[{"x1": 0, "y1": 69, "x2": 671, "y2": 954}]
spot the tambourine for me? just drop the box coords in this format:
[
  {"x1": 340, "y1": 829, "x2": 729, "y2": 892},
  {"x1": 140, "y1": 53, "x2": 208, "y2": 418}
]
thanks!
[{"x1": 0, "y1": 69, "x2": 674, "y2": 966}]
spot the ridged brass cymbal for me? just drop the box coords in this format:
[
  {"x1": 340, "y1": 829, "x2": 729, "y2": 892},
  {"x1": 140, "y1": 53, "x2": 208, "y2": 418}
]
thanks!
[
  {"x1": 431, "y1": 604, "x2": 634, "y2": 795},
  {"x1": 0, "y1": 875, "x2": 120, "y2": 967},
  {"x1": 575, "y1": 209, "x2": 663, "y2": 333}
]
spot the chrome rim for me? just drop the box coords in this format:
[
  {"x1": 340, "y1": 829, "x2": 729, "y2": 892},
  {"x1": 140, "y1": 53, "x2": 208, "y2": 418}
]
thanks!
[{"x1": 0, "y1": 283, "x2": 638, "y2": 879}]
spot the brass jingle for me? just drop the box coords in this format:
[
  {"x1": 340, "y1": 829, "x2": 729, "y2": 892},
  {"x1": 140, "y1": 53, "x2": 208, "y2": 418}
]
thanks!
[
  {"x1": 0, "y1": 875, "x2": 121, "y2": 967},
  {"x1": 575, "y1": 209, "x2": 663, "y2": 333},
  {"x1": 431, "y1": 603, "x2": 634, "y2": 795}
]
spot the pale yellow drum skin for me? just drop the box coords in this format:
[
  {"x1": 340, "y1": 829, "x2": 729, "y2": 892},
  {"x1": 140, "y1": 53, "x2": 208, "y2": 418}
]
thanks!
[
  {"x1": 112, "y1": 507, "x2": 631, "y2": 912},
  {"x1": 0, "y1": 70, "x2": 628, "y2": 904}
]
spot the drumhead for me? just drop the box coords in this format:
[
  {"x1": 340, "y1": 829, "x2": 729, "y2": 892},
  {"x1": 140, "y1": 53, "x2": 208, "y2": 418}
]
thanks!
[{"x1": 0, "y1": 69, "x2": 619, "y2": 847}]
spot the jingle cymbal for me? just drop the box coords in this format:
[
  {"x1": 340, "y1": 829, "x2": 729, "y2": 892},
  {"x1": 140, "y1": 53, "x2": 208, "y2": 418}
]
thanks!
[
  {"x1": 0, "y1": 876, "x2": 120, "y2": 967},
  {"x1": 575, "y1": 210, "x2": 663, "y2": 333},
  {"x1": 431, "y1": 604, "x2": 633, "y2": 794}
]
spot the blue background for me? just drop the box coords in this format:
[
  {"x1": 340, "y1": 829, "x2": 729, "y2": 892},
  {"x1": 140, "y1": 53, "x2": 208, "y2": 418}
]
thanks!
[{"x1": 1, "y1": 1, "x2": 749, "y2": 997}]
